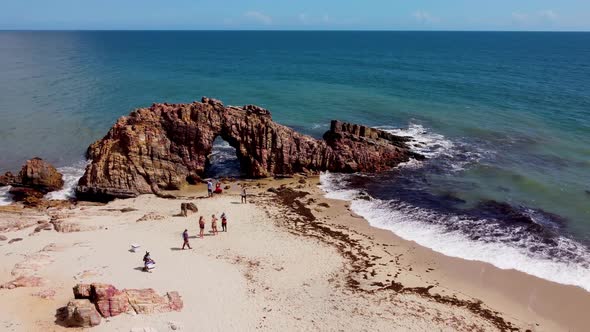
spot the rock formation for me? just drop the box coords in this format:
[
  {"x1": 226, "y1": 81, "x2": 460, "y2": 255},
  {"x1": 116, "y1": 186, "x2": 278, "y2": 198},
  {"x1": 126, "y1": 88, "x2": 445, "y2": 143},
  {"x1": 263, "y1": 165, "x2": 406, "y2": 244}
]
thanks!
[
  {"x1": 180, "y1": 202, "x2": 198, "y2": 217},
  {"x1": 76, "y1": 97, "x2": 423, "y2": 201},
  {"x1": 57, "y1": 299, "x2": 102, "y2": 328},
  {"x1": 68, "y1": 283, "x2": 183, "y2": 317},
  {"x1": 0, "y1": 158, "x2": 64, "y2": 205}
]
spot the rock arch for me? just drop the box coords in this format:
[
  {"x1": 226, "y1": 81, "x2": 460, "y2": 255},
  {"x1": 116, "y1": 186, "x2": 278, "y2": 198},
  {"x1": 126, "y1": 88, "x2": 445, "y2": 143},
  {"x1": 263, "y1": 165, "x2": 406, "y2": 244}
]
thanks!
[{"x1": 76, "y1": 97, "x2": 423, "y2": 201}]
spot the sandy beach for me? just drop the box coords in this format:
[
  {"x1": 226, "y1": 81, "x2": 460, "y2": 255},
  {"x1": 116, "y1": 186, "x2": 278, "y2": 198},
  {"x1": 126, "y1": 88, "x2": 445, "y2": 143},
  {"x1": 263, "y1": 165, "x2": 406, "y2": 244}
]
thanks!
[{"x1": 1, "y1": 176, "x2": 589, "y2": 331}]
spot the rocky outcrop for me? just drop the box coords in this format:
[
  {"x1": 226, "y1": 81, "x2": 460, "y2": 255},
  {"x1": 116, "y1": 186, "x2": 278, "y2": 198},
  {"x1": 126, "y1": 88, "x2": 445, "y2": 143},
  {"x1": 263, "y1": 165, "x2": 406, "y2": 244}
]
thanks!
[
  {"x1": 1, "y1": 158, "x2": 64, "y2": 205},
  {"x1": 17, "y1": 157, "x2": 64, "y2": 191},
  {"x1": 136, "y1": 212, "x2": 166, "y2": 222},
  {"x1": 57, "y1": 299, "x2": 102, "y2": 328},
  {"x1": 76, "y1": 97, "x2": 423, "y2": 201},
  {"x1": 70, "y1": 283, "x2": 183, "y2": 317},
  {"x1": 180, "y1": 202, "x2": 198, "y2": 217},
  {"x1": 0, "y1": 171, "x2": 17, "y2": 186}
]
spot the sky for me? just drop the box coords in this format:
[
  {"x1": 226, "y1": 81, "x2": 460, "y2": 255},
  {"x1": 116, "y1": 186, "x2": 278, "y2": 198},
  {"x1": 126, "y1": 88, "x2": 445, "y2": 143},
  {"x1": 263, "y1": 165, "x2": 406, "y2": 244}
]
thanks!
[{"x1": 1, "y1": 0, "x2": 590, "y2": 31}]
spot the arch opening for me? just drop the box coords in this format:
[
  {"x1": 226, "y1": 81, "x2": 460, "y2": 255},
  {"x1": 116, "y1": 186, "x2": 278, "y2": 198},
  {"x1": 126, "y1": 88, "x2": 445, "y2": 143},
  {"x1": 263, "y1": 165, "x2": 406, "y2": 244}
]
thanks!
[{"x1": 204, "y1": 136, "x2": 244, "y2": 179}]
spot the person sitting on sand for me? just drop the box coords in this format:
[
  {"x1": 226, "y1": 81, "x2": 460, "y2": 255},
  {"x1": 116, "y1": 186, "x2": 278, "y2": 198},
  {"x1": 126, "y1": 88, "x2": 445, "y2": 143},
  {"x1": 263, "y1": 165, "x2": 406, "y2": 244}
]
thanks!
[
  {"x1": 182, "y1": 229, "x2": 192, "y2": 249},
  {"x1": 241, "y1": 186, "x2": 247, "y2": 204},
  {"x1": 211, "y1": 214, "x2": 218, "y2": 235},
  {"x1": 143, "y1": 251, "x2": 156, "y2": 272},
  {"x1": 214, "y1": 182, "x2": 223, "y2": 194},
  {"x1": 199, "y1": 216, "x2": 205, "y2": 238},
  {"x1": 221, "y1": 212, "x2": 228, "y2": 232}
]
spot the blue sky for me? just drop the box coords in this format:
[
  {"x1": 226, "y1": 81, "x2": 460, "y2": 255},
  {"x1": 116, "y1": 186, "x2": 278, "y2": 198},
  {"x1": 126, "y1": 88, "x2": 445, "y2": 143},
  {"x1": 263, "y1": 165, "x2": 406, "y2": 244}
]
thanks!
[{"x1": 2, "y1": 0, "x2": 589, "y2": 31}]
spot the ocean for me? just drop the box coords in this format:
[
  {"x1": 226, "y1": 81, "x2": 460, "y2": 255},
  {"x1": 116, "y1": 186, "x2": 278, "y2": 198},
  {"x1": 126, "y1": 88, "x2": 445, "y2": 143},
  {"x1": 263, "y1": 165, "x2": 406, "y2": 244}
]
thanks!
[{"x1": 0, "y1": 31, "x2": 589, "y2": 290}]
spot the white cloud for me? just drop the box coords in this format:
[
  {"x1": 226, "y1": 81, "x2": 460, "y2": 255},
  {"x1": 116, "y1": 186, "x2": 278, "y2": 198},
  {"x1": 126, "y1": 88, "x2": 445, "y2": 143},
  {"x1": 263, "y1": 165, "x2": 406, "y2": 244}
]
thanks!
[
  {"x1": 297, "y1": 13, "x2": 333, "y2": 26},
  {"x1": 413, "y1": 11, "x2": 439, "y2": 24},
  {"x1": 244, "y1": 11, "x2": 272, "y2": 25},
  {"x1": 512, "y1": 10, "x2": 557, "y2": 24},
  {"x1": 539, "y1": 10, "x2": 557, "y2": 21}
]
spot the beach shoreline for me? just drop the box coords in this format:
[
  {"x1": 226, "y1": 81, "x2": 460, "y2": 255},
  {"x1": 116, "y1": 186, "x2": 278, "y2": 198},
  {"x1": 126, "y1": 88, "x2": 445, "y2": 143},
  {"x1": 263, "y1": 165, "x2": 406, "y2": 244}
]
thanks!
[{"x1": 0, "y1": 176, "x2": 588, "y2": 331}]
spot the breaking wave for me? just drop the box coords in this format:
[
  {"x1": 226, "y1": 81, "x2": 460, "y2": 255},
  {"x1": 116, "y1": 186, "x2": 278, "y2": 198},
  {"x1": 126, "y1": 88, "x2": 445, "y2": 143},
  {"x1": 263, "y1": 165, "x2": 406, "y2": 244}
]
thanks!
[{"x1": 319, "y1": 123, "x2": 590, "y2": 291}]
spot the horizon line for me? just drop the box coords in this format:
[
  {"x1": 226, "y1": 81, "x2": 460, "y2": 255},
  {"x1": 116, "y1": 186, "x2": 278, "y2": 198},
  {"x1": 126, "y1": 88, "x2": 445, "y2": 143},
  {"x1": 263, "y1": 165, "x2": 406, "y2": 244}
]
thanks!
[{"x1": 1, "y1": 29, "x2": 590, "y2": 33}]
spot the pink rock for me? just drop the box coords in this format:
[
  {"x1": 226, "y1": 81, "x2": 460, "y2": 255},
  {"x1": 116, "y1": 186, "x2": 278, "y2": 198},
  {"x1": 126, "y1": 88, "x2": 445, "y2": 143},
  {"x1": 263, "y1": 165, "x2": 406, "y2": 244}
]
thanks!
[
  {"x1": 1, "y1": 276, "x2": 46, "y2": 289},
  {"x1": 69, "y1": 283, "x2": 184, "y2": 318},
  {"x1": 91, "y1": 283, "x2": 129, "y2": 317},
  {"x1": 73, "y1": 284, "x2": 92, "y2": 298}
]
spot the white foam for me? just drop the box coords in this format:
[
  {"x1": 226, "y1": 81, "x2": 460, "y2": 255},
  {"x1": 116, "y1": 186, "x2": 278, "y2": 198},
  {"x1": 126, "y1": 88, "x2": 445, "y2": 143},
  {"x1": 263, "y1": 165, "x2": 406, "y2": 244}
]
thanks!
[
  {"x1": 45, "y1": 160, "x2": 89, "y2": 200},
  {"x1": 319, "y1": 172, "x2": 590, "y2": 292},
  {"x1": 380, "y1": 123, "x2": 455, "y2": 159},
  {"x1": 379, "y1": 123, "x2": 484, "y2": 171},
  {"x1": 0, "y1": 186, "x2": 13, "y2": 206}
]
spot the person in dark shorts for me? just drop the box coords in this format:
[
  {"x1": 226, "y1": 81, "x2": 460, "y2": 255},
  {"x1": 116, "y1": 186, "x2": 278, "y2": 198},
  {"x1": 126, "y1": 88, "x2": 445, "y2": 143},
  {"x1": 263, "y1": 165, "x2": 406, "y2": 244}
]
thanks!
[
  {"x1": 241, "y1": 187, "x2": 247, "y2": 203},
  {"x1": 221, "y1": 212, "x2": 228, "y2": 232},
  {"x1": 182, "y1": 229, "x2": 192, "y2": 249},
  {"x1": 199, "y1": 216, "x2": 205, "y2": 238},
  {"x1": 207, "y1": 181, "x2": 213, "y2": 197}
]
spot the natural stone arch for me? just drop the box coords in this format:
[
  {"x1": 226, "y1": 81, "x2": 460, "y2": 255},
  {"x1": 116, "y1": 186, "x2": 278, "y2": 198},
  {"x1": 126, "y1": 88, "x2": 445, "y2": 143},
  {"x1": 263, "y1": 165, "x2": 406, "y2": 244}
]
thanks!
[{"x1": 76, "y1": 97, "x2": 422, "y2": 201}]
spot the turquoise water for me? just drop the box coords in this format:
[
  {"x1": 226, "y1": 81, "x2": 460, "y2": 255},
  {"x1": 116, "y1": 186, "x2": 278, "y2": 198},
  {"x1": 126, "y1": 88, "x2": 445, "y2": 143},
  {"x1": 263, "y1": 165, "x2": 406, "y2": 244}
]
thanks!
[{"x1": 0, "y1": 31, "x2": 589, "y2": 288}]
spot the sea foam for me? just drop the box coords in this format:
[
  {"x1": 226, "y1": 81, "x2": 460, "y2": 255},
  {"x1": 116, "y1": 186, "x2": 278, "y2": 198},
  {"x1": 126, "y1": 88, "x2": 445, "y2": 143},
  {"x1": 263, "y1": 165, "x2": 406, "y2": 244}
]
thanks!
[
  {"x1": 0, "y1": 186, "x2": 12, "y2": 206},
  {"x1": 45, "y1": 160, "x2": 89, "y2": 200}
]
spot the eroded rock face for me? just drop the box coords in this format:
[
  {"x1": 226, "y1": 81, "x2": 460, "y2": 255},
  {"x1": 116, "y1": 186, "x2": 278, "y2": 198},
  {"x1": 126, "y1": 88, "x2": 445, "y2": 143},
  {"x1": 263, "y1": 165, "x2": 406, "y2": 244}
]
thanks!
[{"x1": 77, "y1": 97, "x2": 423, "y2": 200}]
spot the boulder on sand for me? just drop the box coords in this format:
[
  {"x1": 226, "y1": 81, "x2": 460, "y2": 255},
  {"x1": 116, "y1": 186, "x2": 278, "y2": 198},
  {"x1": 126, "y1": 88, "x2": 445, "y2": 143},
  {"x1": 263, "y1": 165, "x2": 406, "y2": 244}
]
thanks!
[
  {"x1": 180, "y1": 202, "x2": 198, "y2": 217},
  {"x1": 57, "y1": 299, "x2": 102, "y2": 328},
  {"x1": 68, "y1": 283, "x2": 184, "y2": 318}
]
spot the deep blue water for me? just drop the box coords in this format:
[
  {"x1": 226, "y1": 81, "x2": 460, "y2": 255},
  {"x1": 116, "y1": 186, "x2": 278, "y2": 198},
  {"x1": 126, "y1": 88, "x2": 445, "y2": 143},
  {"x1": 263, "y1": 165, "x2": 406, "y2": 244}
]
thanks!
[{"x1": 0, "y1": 31, "x2": 589, "y2": 288}]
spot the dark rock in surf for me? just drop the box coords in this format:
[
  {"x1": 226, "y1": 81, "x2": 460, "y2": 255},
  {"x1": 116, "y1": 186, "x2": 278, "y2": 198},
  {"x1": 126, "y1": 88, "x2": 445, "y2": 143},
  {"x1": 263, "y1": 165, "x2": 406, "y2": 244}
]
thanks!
[
  {"x1": 3, "y1": 158, "x2": 64, "y2": 205},
  {"x1": 17, "y1": 157, "x2": 64, "y2": 191},
  {"x1": 0, "y1": 171, "x2": 17, "y2": 186},
  {"x1": 76, "y1": 97, "x2": 423, "y2": 201}
]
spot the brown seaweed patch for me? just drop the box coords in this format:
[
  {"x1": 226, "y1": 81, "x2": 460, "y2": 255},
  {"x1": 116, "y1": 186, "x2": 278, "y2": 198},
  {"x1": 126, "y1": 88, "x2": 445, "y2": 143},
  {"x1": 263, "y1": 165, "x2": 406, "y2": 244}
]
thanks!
[{"x1": 266, "y1": 187, "x2": 520, "y2": 332}]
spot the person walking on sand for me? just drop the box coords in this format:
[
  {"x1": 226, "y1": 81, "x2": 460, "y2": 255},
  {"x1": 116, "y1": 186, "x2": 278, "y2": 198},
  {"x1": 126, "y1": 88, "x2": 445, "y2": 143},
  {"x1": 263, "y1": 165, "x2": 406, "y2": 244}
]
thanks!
[
  {"x1": 207, "y1": 180, "x2": 213, "y2": 198},
  {"x1": 221, "y1": 212, "x2": 228, "y2": 232},
  {"x1": 199, "y1": 216, "x2": 205, "y2": 238},
  {"x1": 241, "y1": 186, "x2": 247, "y2": 203},
  {"x1": 182, "y1": 229, "x2": 192, "y2": 249},
  {"x1": 211, "y1": 214, "x2": 219, "y2": 235}
]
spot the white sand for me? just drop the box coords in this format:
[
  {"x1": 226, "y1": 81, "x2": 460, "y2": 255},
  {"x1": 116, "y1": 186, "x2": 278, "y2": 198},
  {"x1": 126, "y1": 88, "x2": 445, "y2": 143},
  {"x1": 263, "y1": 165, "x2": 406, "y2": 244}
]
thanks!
[{"x1": 1, "y1": 184, "x2": 586, "y2": 331}]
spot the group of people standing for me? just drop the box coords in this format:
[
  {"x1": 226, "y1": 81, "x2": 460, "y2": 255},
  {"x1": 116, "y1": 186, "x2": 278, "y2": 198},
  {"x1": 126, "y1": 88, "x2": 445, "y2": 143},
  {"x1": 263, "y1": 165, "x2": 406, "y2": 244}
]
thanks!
[
  {"x1": 182, "y1": 212, "x2": 228, "y2": 249},
  {"x1": 207, "y1": 179, "x2": 248, "y2": 204}
]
